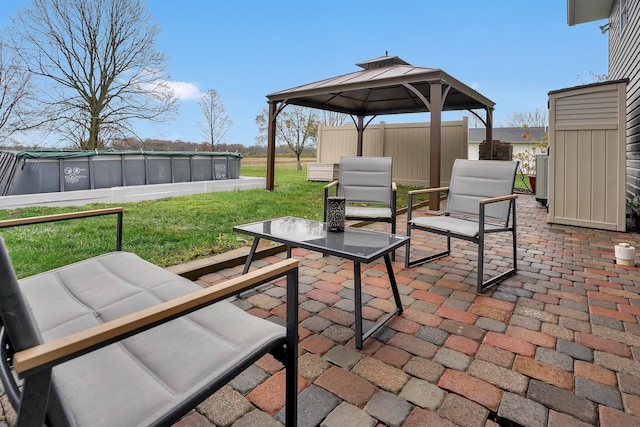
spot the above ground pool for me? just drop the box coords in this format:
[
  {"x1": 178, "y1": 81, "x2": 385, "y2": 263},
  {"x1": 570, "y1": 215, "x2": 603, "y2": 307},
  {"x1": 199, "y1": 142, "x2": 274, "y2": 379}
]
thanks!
[{"x1": 0, "y1": 150, "x2": 243, "y2": 196}]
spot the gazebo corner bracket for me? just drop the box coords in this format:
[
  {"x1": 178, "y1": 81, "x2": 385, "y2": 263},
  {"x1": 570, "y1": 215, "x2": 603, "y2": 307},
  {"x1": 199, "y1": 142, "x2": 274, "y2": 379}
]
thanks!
[
  {"x1": 467, "y1": 109, "x2": 488, "y2": 128},
  {"x1": 402, "y1": 83, "x2": 431, "y2": 110},
  {"x1": 440, "y1": 84, "x2": 452, "y2": 110}
]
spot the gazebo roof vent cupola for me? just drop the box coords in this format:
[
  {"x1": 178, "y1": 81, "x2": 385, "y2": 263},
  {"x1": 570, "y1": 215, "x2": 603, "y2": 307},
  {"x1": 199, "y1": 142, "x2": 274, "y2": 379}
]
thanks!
[{"x1": 355, "y1": 55, "x2": 410, "y2": 70}]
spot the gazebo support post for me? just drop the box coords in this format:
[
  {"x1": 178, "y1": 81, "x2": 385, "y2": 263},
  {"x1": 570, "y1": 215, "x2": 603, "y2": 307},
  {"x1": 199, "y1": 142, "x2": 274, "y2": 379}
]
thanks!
[
  {"x1": 266, "y1": 101, "x2": 278, "y2": 191},
  {"x1": 350, "y1": 114, "x2": 377, "y2": 157},
  {"x1": 356, "y1": 116, "x2": 364, "y2": 156},
  {"x1": 485, "y1": 108, "x2": 494, "y2": 160},
  {"x1": 429, "y1": 81, "x2": 442, "y2": 211}
]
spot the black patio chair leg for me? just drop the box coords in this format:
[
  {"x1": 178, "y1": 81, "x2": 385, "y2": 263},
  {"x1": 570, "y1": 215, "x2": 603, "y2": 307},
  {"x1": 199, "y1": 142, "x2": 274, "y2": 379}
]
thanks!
[
  {"x1": 284, "y1": 267, "x2": 298, "y2": 426},
  {"x1": 391, "y1": 219, "x2": 397, "y2": 261},
  {"x1": 477, "y1": 232, "x2": 485, "y2": 293},
  {"x1": 512, "y1": 201, "x2": 518, "y2": 272},
  {"x1": 17, "y1": 369, "x2": 52, "y2": 427},
  {"x1": 404, "y1": 224, "x2": 412, "y2": 268}
]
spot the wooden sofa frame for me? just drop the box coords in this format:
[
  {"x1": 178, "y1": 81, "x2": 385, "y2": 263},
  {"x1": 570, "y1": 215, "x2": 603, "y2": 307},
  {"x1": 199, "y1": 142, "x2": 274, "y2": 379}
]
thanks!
[{"x1": 0, "y1": 208, "x2": 298, "y2": 427}]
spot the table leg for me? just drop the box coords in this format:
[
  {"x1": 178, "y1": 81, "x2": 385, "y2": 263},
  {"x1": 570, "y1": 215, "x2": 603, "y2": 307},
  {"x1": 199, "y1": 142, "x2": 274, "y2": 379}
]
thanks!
[
  {"x1": 356, "y1": 253, "x2": 404, "y2": 349},
  {"x1": 242, "y1": 238, "x2": 261, "y2": 274},
  {"x1": 354, "y1": 262, "x2": 363, "y2": 349},
  {"x1": 384, "y1": 254, "x2": 403, "y2": 313}
]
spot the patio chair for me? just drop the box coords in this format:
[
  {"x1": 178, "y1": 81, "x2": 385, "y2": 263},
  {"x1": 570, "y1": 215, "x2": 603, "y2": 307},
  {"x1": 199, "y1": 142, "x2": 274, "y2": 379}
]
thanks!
[
  {"x1": 405, "y1": 159, "x2": 518, "y2": 293},
  {"x1": 324, "y1": 156, "x2": 397, "y2": 257},
  {"x1": 0, "y1": 209, "x2": 298, "y2": 427}
]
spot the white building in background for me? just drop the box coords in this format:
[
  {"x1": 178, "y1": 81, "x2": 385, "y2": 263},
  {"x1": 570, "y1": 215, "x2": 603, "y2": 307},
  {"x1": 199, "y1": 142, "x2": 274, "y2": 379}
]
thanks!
[{"x1": 467, "y1": 127, "x2": 547, "y2": 160}]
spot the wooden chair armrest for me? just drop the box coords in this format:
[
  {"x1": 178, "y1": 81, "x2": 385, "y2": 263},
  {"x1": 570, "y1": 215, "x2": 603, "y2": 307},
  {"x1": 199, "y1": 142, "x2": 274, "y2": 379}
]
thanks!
[
  {"x1": 0, "y1": 207, "x2": 124, "y2": 251},
  {"x1": 479, "y1": 194, "x2": 518, "y2": 204},
  {"x1": 324, "y1": 180, "x2": 338, "y2": 190},
  {"x1": 406, "y1": 187, "x2": 449, "y2": 223},
  {"x1": 14, "y1": 258, "x2": 298, "y2": 376},
  {"x1": 0, "y1": 207, "x2": 123, "y2": 228},
  {"x1": 408, "y1": 186, "x2": 449, "y2": 196}
]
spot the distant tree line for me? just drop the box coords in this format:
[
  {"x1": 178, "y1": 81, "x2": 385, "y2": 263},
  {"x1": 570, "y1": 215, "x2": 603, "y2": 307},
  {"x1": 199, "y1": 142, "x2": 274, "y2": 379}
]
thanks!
[
  {"x1": 109, "y1": 138, "x2": 315, "y2": 156},
  {"x1": 0, "y1": 138, "x2": 316, "y2": 157},
  {"x1": 108, "y1": 138, "x2": 316, "y2": 157}
]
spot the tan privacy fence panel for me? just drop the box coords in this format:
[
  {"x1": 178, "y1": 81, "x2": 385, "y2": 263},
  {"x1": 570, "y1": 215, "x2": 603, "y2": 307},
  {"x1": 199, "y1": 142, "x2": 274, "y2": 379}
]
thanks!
[
  {"x1": 316, "y1": 119, "x2": 468, "y2": 186},
  {"x1": 548, "y1": 81, "x2": 627, "y2": 231}
]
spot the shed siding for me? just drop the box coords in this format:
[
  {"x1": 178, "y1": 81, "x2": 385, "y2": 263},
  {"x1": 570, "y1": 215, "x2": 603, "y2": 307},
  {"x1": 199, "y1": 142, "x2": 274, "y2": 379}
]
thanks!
[
  {"x1": 548, "y1": 82, "x2": 626, "y2": 230},
  {"x1": 555, "y1": 90, "x2": 621, "y2": 126},
  {"x1": 609, "y1": 0, "x2": 640, "y2": 201}
]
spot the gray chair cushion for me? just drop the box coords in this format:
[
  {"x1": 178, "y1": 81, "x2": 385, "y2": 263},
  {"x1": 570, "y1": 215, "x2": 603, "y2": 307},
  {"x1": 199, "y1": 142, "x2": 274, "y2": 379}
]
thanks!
[
  {"x1": 410, "y1": 216, "x2": 507, "y2": 238},
  {"x1": 337, "y1": 156, "x2": 393, "y2": 206},
  {"x1": 346, "y1": 206, "x2": 393, "y2": 220},
  {"x1": 446, "y1": 159, "x2": 518, "y2": 222},
  {"x1": 16, "y1": 251, "x2": 285, "y2": 427}
]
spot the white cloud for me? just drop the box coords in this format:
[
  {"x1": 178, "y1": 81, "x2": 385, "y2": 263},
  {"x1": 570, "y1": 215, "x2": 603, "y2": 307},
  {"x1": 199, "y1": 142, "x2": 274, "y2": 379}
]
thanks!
[
  {"x1": 470, "y1": 82, "x2": 479, "y2": 91},
  {"x1": 163, "y1": 80, "x2": 202, "y2": 101},
  {"x1": 133, "y1": 70, "x2": 202, "y2": 101}
]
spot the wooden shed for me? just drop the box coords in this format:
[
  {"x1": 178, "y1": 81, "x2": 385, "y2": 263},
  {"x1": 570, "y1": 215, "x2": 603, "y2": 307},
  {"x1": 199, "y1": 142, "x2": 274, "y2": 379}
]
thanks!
[{"x1": 547, "y1": 80, "x2": 627, "y2": 231}]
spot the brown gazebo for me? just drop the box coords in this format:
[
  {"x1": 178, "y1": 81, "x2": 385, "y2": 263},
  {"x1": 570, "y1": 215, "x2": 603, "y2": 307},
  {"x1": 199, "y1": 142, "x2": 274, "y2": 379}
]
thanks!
[{"x1": 265, "y1": 56, "x2": 496, "y2": 210}]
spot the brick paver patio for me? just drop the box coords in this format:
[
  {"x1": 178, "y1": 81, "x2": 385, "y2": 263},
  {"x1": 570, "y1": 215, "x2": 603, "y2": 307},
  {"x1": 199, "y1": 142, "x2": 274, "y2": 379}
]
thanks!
[
  {"x1": 184, "y1": 194, "x2": 640, "y2": 427},
  {"x1": 192, "y1": 196, "x2": 640, "y2": 427},
  {"x1": 2, "y1": 194, "x2": 639, "y2": 427}
]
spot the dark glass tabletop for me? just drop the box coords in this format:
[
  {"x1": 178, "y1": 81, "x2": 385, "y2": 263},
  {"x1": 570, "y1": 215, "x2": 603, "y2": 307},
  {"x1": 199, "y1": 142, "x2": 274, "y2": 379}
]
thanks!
[{"x1": 234, "y1": 216, "x2": 409, "y2": 263}]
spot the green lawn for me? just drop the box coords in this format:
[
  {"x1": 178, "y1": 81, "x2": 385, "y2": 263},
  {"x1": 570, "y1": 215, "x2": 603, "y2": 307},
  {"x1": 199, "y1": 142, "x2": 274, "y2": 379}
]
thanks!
[
  {"x1": 1, "y1": 162, "x2": 417, "y2": 278},
  {"x1": 1, "y1": 161, "x2": 528, "y2": 278},
  {"x1": 515, "y1": 174, "x2": 534, "y2": 191}
]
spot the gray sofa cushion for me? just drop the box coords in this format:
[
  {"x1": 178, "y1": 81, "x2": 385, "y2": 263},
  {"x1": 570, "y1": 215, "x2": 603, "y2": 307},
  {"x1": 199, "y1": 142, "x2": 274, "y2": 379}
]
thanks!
[{"x1": 17, "y1": 251, "x2": 285, "y2": 427}]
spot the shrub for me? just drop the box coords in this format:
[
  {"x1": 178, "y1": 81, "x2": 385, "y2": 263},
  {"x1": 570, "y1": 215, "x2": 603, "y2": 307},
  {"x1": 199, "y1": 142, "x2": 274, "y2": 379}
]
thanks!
[{"x1": 513, "y1": 125, "x2": 548, "y2": 175}]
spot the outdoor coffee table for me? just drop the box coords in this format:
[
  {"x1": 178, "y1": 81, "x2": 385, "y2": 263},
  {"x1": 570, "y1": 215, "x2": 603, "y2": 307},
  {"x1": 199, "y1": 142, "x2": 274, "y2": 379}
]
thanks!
[{"x1": 234, "y1": 216, "x2": 410, "y2": 349}]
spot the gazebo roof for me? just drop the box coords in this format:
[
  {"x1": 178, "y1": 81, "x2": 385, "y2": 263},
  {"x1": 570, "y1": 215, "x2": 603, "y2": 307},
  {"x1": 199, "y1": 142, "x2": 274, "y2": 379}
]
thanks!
[
  {"x1": 264, "y1": 56, "x2": 497, "y2": 205},
  {"x1": 267, "y1": 55, "x2": 495, "y2": 116}
]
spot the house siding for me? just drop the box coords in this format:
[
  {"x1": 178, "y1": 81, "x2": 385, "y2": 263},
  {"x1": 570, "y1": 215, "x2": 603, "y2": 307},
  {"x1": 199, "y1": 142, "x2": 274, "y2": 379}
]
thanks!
[{"x1": 609, "y1": 0, "x2": 640, "y2": 200}]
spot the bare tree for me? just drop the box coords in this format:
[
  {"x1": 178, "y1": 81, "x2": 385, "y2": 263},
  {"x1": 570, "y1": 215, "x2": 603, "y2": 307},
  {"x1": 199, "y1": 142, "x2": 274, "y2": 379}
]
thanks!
[
  {"x1": 505, "y1": 108, "x2": 548, "y2": 128},
  {"x1": 199, "y1": 89, "x2": 232, "y2": 151},
  {"x1": 8, "y1": 0, "x2": 178, "y2": 149},
  {"x1": 0, "y1": 42, "x2": 31, "y2": 142},
  {"x1": 256, "y1": 105, "x2": 318, "y2": 171},
  {"x1": 320, "y1": 110, "x2": 349, "y2": 127},
  {"x1": 577, "y1": 70, "x2": 608, "y2": 84}
]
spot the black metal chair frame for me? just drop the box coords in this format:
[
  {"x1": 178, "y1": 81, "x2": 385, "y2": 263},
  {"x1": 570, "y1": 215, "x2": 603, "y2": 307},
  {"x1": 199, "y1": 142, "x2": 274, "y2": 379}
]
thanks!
[
  {"x1": 405, "y1": 160, "x2": 519, "y2": 293},
  {"x1": 0, "y1": 209, "x2": 298, "y2": 427}
]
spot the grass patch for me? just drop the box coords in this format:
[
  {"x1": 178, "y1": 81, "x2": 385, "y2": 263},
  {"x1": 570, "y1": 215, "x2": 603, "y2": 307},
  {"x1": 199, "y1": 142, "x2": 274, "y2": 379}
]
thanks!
[
  {"x1": 1, "y1": 160, "x2": 420, "y2": 278},
  {"x1": 514, "y1": 174, "x2": 533, "y2": 191}
]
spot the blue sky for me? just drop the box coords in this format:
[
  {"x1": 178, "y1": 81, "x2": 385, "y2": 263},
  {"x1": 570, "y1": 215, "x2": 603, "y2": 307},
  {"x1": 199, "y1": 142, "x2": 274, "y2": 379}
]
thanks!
[{"x1": 1, "y1": 0, "x2": 608, "y2": 146}]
